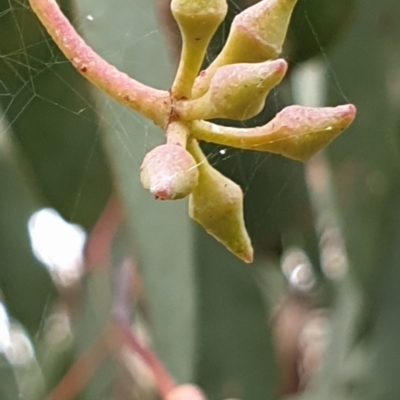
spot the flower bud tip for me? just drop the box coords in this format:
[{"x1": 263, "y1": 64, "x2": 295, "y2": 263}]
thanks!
[{"x1": 140, "y1": 144, "x2": 199, "y2": 200}]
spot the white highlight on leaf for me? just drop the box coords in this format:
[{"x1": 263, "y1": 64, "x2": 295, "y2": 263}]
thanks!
[
  {"x1": 5, "y1": 325, "x2": 34, "y2": 365},
  {"x1": 28, "y1": 208, "x2": 87, "y2": 286},
  {"x1": 86, "y1": 15, "x2": 94, "y2": 21},
  {"x1": 42, "y1": 310, "x2": 72, "y2": 346},
  {"x1": 0, "y1": 303, "x2": 10, "y2": 353},
  {"x1": 0, "y1": 304, "x2": 34, "y2": 365},
  {"x1": 281, "y1": 247, "x2": 316, "y2": 292}
]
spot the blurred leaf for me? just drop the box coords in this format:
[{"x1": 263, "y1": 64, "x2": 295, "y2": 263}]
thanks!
[
  {"x1": 76, "y1": 0, "x2": 197, "y2": 383},
  {"x1": 0, "y1": 0, "x2": 112, "y2": 229},
  {"x1": 326, "y1": 0, "x2": 400, "y2": 319},
  {"x1": 0, "y1": 355, "x2": 20, "y2": 399},
  {"x1": 205, "y1": 0, "x2": 247, "y2": 62},
  {"x1": 353, "y1": 3, "x2": 400, "y2": 392},
  {"x1": 363, "y1": 205, "x2": 400, "y2": 400},
  {"x1": 286, "y1": 0, "x2": 355, "y2": 63},
  {"x1": 195, "y1": 228, "x2": 278, "y2": 400},
  {"x1": 75, "y1": 270, "x2": 115, "y2": 400},
  {"x1": 0, "y1": 128, "x2": 56, "y2": 336}
]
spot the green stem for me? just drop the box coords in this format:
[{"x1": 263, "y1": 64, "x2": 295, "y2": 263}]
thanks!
[{"x1": 171, "y1": 39, "x2": 209, "y2": 99}]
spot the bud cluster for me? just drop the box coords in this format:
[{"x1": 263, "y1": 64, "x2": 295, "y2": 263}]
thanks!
[
  {"x1": 139, "y1": 0, "x2": 355, "y2": 262},
  {"x1": 29, "y1": 0, "x2": 356, "y2": 263}
]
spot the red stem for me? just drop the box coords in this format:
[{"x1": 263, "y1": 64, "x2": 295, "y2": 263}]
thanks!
[
  {"x1": 28, "y1": 0, "x2": 171, "y2": 128},
  {"x1": 45, "y1": 328, "x2": 110, "y2": 400},
  {"x1": 116, "y1": 319, "x2": 176, "y2": 399},
  {"x1": 84, "y1": 194, "x2": 124, "y2": 268}
]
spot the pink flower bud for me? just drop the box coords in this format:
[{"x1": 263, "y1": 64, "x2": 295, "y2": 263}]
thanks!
[
  {"x1": 256, "y1": 104, "x2": 357, "y2": 161},
  {"x1": 140, "y1": 144, "x2": 199, "y2": 200},
  {"x1": 166, "y1": 384, "x2": 207, "y2": 400},
  {"x1": 208, "y1": 58, "x2": 287, "y2": 120},
  {"x1": 177, "y1": 59, "x2": 287, "y2": 121},
  {"x1": 191, "y1": 104, "x2": 356, "y2": 162},
  {"x1": 229, "y1": 0, "x2": 298, "y2": 61}
]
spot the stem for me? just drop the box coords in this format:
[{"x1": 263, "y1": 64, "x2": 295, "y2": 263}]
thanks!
[
  {"x1": 84, "y1": 194, "x2": 124, "y2": 269},
  {"x1": 114, "y1": 319, "x2": 176, "y2": 399},
  {"x1": 45, "y1": 326, "x2": 111, "y2": 400},
  {"x1": 171, "y1": 39, "x2": 208, "y2": 99},
  {"x1": 174, "y1": 95, "x2": 214, "y2": 121},
  {"x1": 170, "y1": 1, "x2": 227, "y2": 99},
  {"x1": 166, "y1": 121, "x2": 190, "y2": 147},
  {"x1": 190, "y1": 119, "x2": 277, "y2": 150},
  {"x1": 111, "y1": 260, "x2": 176, "y2": 399},
  {"x1": 28, "y1": 0, "x2": 171, "y2": 128}
]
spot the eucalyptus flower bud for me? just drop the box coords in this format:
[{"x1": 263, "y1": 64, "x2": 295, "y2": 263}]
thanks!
[
  {"x1": 187, "y1": 140, "x2": 253, "y2": 263},
  {"x1": 140, "y1": 144, "x2": 199, "y2": 200},
  {"x1": 171, "y1": 0, "x2": 228, "y2": 32},
  {"x1": 171, "y1": 0, "x2": 228, "y2": 98},
  {"x1": 193, "y1": 0, "x2": 298, "y2": 98},
  {"x1": 166, "y1": 385, "x2": 207, "y2": 400},
  {"x1": 177, "y1": 59, "x2": 287, "y2": 121},
  {"x1": 253, "y1": 104, "x2": 356, "y2": 160},
  {"x1": 190, "y1": 104, "x2": 356, "y2": 162}
]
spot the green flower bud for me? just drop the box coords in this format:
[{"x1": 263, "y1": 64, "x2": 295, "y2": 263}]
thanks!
[
  {"x1": 177, "y1": 59, "x2": 287, "y2": 121},
  {"x1": 187, "y1": 140, "x2": 253, "y2": 263},
  {"x1": 250, "y1": 104, "x2": 356, "y2": 160},
  {"x1": 140, "y1": 144, "x2": 199, "y2": 200},
  {"x1": 191, "y1": 104, "x2": 356, "y2": 162},
  {"x1": 171, "y1": 0, "x2": 228, "y2": 98},
  {"x1": 192, "y1": 0, "x2": 298, "y2": 98},
  {"x1": 171, "y1": 0, "x2": 228, "y2": 31}
]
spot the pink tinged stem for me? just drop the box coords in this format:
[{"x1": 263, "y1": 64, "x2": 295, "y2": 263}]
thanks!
[
  {"x1": 28, "y1": 0, "x2": 171, "y2": 128},
  {"x1": 191, "y1": 104, "x2": 356, "y2": 162},
  {"x1": 116, "y1": 320, "x2": 176, "y2": 399}
]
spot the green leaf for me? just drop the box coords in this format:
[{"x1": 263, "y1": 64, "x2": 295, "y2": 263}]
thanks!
[
  {"x1": 194, "y1": 227, "x2": 277, "y2": 400},
  {"x1": 326, "y1": 0, "x2": 399, "y2": 320},
  {"x1": 76, "y1": 0, "x2": 197, "y2": 383},
  {"x1": 0, "y1": 128, "x2": 56, "y2": 336},
  {"x1": 0, "y1": 355, "x2": 21, "y2": 400},
  {"x1": 287, "y1": 0, "x2": 355, "y2": 63},
  {"x1": 0, "y1": 0, "x2": 112, "y2": 229}
]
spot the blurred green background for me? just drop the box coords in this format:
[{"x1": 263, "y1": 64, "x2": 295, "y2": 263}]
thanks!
[{"x1": 1, "y1": 0, "x2": 400, "y2": 399}]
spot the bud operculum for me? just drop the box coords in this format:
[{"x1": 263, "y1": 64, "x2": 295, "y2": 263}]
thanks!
[
  {"x1": 187, "y1": 140, "x2": 253, "y2": 263},
  {"x1": 177, "y1": 59, "x2": 287, "y2": 121},
  {"x1": 258, "y1": 104, "x2": 356, "y2": 161},
  {"x1": 140, "y1": 144, "x2": 199, "y2": 200}
]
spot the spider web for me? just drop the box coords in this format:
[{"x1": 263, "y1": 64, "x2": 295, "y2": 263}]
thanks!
[
  {"x1": 0, "y1": 0, "x2": 358, "y2": 395},
  {"x1": 5, "y1": 3, "x2": 400, "y2": 400},
  {"x1": 0, "y1": 0, "x2": 349, "y2": 256}
]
